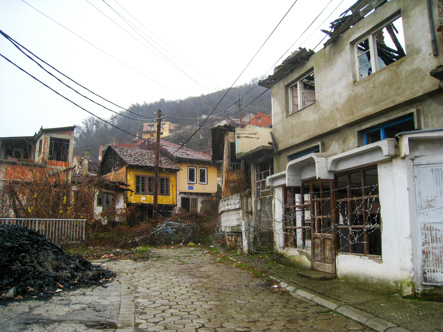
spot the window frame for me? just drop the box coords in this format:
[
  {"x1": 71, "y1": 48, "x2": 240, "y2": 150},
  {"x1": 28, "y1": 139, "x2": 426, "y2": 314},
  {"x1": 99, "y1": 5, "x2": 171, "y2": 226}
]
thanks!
[
  {"x1": 159, "y1": 177, "x2": 170, "y2": 196},
  {"x1": 361, "y1": 114, "x2": 415, "y2": 145},
  {"x1": 199, "y1": 167, "x2": 208, "y2": 185},
  {"x1": 48, "y1": 137, "x2": 70, "y2": 162},
  {"x1": 288, "y1": 70, "x2": 316, "y2": 114},
  {"x1": 335, "y1": 166, "x2": 381, "y2": 256},
  {"x1": 354, "y1": 15, "x2": 406, "y2": 81},
  {"x1": 135, "y1": 175, "x2": 154, "y2": 195},
  {"x1": 188, "y1": 166, "x2": 197, "y2": 184}
]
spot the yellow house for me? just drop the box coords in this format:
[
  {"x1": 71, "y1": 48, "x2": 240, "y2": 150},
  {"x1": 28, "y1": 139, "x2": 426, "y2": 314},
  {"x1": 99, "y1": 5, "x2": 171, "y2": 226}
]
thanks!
[
  {"x1": 99, "y1": 144, "x2": 179, "y2": 221},
  {"x1": 159, "y1": 140, "x2": 218, "y2": 212},
  {"x1": 142, "y1": 121, "x2": 175, "y2": 139}
]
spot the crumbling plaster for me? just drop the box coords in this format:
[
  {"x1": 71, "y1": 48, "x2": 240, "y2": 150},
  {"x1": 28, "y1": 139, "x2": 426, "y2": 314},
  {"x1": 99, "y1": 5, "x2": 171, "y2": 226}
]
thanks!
[{"x1": 271, "y1": 0, "x2": 443, "y2": 173}]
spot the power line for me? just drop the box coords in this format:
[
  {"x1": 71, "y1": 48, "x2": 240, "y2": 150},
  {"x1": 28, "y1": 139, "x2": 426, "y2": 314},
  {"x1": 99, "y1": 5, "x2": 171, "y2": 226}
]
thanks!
[
  {"x1": 172, "y1": 0, "x2": 299, "y2": 153},
  {"x1": 98, "y1": 0, "x2": 212, "y2": 93},
  {"x1": 0, "y1": 52, "x2": 143, "y2": 141},
  {"x1": 112, "y1": 0, "x2": 220, "y2": 90},
  {"x1": 20, "y1": 0, "x2": 183, "y2": 98},
  {"x1": 0, "y1": 30, "x2": 156, "y2": 122}
]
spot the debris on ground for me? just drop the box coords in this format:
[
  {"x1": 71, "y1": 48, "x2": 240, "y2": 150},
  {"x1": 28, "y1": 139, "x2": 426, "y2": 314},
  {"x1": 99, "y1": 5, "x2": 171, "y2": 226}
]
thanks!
[
  {"x1": 149, "y1": 220, "x2": 200, "y2": 245},
  {"x1": 0, "y1": 224, "x2": 115, "y2": 300}
]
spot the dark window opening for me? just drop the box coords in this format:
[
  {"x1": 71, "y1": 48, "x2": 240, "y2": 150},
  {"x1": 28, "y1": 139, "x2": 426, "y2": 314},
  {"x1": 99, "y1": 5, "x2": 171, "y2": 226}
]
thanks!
[
  {"x1": 288, "y1": 145, "x2": 320, "y2": 161},
  {"x1": 188, "y1": 166, "x2": 196, "y2": 183},
  {"x1": 135, "y1": 175, "x2": 154, "y2": 194},
  {"x1": 229, "y1": 142, "x2": 241, "y2": 171},
  {"x1": 160, "y1": 177, "x2": 170, "y2": 196},
  {"x1": 199, "y1": 167, "x2": 208, "y2": 184},
  {"x1": 49, "y1": 138, "x2": 70, "y2": 162},
  {"x1": 362, "y1": 114, "x2": 415, "y2": 145}
]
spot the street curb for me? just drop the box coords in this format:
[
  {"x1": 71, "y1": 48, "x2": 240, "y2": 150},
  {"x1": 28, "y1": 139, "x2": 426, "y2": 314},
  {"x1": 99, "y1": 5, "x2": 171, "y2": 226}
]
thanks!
[{"x1": 274, "y1": 276, "x2": 410, "y2": 332}]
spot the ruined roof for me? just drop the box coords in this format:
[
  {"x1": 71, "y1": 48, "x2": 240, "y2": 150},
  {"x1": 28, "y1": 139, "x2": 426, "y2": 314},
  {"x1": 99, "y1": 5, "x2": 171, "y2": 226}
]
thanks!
[
  {"x1": 323, "y1": 0, "x2": 388, "y2": 47},
  {"x1": 258, "y1": 0, "x2": 389, "y2": 89},
  {"x1": 111, "y1": 145, "x2": 180, "y2": 171},
  {"x1": 258, "y1": 48, "x2": 315, "y2": 88}
]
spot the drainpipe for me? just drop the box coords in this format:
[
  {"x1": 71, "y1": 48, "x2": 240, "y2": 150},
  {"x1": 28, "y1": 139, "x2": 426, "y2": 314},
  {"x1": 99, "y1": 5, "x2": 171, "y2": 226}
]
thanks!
[{"x1": 427, "y1": 0, "x2": 438, "y2": 56}]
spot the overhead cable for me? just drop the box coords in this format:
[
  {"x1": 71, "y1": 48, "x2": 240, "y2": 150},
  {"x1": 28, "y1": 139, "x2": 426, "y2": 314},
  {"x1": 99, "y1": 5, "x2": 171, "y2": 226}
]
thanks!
[{"x1": 20, "y1": 0, "x2": 183, "y2": 97}]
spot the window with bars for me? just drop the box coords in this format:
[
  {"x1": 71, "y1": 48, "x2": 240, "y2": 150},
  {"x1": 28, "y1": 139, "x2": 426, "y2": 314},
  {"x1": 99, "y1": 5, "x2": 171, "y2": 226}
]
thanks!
[
  {"x1": 283, "y1": 166, "x2": 382, "y2": 256},
  {"x1": 255, "y1": 161, "x2": 273, "y2": 200},
  {"x1": 284, "y1": 183, "x2": 312, "y2": 249},
  {"x1": 335, "y1": 167, "x2": 381, "y2": 255}
]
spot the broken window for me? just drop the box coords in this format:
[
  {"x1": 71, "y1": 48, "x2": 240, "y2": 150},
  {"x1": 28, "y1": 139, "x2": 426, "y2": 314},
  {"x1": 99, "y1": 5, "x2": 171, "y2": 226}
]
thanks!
[
  {"x1": 48, "y1": 137, "x2": 70, "y2": 162},
  {"x1": 360, "y1": 114, "x2": 415, "y2": 145},
  {"x1": 199, "y1": 167, "x2": 208, "y2": 184},
  {"x1": 355, "y1": 16, "x2": 406, "y2": 80},
  {"x1": 336, "y1": 167, "x2": 381, "y2": 256},
  {"x1": 289, "y1": 71, "x2": 316, "y2": 114},
  {"x1": 188, "y1": 166, "x2": 196, "y2": 184}
]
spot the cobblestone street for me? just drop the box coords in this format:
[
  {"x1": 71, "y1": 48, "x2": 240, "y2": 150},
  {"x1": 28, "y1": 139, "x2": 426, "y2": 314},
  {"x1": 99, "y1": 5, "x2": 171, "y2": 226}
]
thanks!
[
  {"x1": 118, "y1": 247, "x2": 371, "y2": 331},
  {"x1": 0, "y1": 247, "x2": 372, "y2": 331}
]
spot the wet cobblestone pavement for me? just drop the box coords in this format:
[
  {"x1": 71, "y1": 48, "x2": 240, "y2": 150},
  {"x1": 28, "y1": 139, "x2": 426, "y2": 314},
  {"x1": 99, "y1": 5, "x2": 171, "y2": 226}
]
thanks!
[
  {"x1": 0, "y1": 247, "x2": 373, "y2": 331},
  {"x1": 128, "y1": 247, "x2": 371, "y2": 331}
]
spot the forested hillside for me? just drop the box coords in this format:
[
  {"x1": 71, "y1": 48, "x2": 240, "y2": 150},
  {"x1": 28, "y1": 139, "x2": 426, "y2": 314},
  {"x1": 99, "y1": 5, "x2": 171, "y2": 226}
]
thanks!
[{"x1": 74, "y1": 80, "x2": 271, "y2": 157}]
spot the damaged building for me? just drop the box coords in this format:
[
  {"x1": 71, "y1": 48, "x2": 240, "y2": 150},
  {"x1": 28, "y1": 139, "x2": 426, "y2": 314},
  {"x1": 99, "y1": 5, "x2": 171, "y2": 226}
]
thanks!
[{"x1": 260, "y1": 0, "x2": 443, "y2": 296}]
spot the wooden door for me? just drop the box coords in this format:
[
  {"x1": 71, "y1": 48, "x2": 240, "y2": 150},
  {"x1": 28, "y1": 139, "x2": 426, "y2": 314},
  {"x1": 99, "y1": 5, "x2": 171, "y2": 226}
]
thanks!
[{"x1": 310, "y1": 180, "x2": 336, "y2": 274}]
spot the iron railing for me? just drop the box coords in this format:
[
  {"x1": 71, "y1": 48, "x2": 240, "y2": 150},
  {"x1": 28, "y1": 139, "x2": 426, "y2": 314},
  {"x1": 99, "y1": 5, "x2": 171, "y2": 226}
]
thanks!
[{"x1": 0, "y1": 218, "x2": 86, "y2": 244}]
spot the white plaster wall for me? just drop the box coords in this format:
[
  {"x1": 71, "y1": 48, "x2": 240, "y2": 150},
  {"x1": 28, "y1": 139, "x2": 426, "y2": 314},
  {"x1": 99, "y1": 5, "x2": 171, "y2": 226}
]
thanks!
[
  {"x1": 272, "y1": 186, "x2": 285, "y2": 251},
  {"x1": 336, "y1": 159, "x2": 414, "y2": 287}
]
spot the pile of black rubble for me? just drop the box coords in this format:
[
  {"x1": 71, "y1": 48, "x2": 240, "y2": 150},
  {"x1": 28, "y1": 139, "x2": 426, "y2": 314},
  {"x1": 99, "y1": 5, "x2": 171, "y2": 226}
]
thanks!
[{"x1": 0, "y1": 224, "x2": 115, "y2": 299}]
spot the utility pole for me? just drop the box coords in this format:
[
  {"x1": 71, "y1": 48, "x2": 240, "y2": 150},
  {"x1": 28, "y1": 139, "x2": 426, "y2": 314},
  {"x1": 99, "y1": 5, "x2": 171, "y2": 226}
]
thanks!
[
  {"x1": 238, "y1": 95, "x2": 242, "y2": 128},
  {"x1": 153, "y1": 109, "x2": 162, "y2": 217}
]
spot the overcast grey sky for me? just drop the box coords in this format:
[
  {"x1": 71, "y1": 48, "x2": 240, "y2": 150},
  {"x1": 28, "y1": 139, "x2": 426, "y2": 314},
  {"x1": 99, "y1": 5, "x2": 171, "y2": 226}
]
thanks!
[{"x1": 0, "y1": 0, "x2": 356, "y2": 137}]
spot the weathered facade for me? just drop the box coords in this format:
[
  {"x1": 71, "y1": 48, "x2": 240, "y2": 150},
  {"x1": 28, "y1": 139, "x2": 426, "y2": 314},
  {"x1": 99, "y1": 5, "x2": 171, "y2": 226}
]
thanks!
[
  {"x1": 212, "y1": 122, "x2": 275, "y2": 252},
  {"x1": 260, "y1": 0, "x2": 443, "y2": 295},
  {"x1": 0, "y1": 126, "x2": 76, "y2": 217},
  {"x1": 99, "y1": 144, "x2": 179, "y2": 222},
  {"x1": 159, "y1": 140, "x2": 218, "y2": 213}
]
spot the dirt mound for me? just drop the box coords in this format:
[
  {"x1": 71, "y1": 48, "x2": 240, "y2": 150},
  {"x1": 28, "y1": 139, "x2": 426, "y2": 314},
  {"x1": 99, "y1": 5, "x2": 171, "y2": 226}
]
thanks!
[{"x1": 0, "y1": 224, "x2": 115, "y2": 300}]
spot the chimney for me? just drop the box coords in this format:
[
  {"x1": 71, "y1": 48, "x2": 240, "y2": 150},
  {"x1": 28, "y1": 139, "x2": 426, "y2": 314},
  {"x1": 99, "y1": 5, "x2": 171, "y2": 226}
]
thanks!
[{"x1": 82, "y1": 149, "x2": 90, "y2": 176}]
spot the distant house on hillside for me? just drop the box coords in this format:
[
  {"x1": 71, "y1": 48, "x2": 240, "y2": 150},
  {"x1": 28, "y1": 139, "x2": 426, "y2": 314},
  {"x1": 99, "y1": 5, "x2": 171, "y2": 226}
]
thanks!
[{"x1": 142, "y1": 121, "x2": 175, "y2": 139}]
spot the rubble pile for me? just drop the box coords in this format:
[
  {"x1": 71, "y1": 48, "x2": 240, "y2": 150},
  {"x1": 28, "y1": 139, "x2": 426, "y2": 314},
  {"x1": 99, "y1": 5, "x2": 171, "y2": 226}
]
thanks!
[{"x1": 0, "y1": 224, "x2": 115, "y2": 299}]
